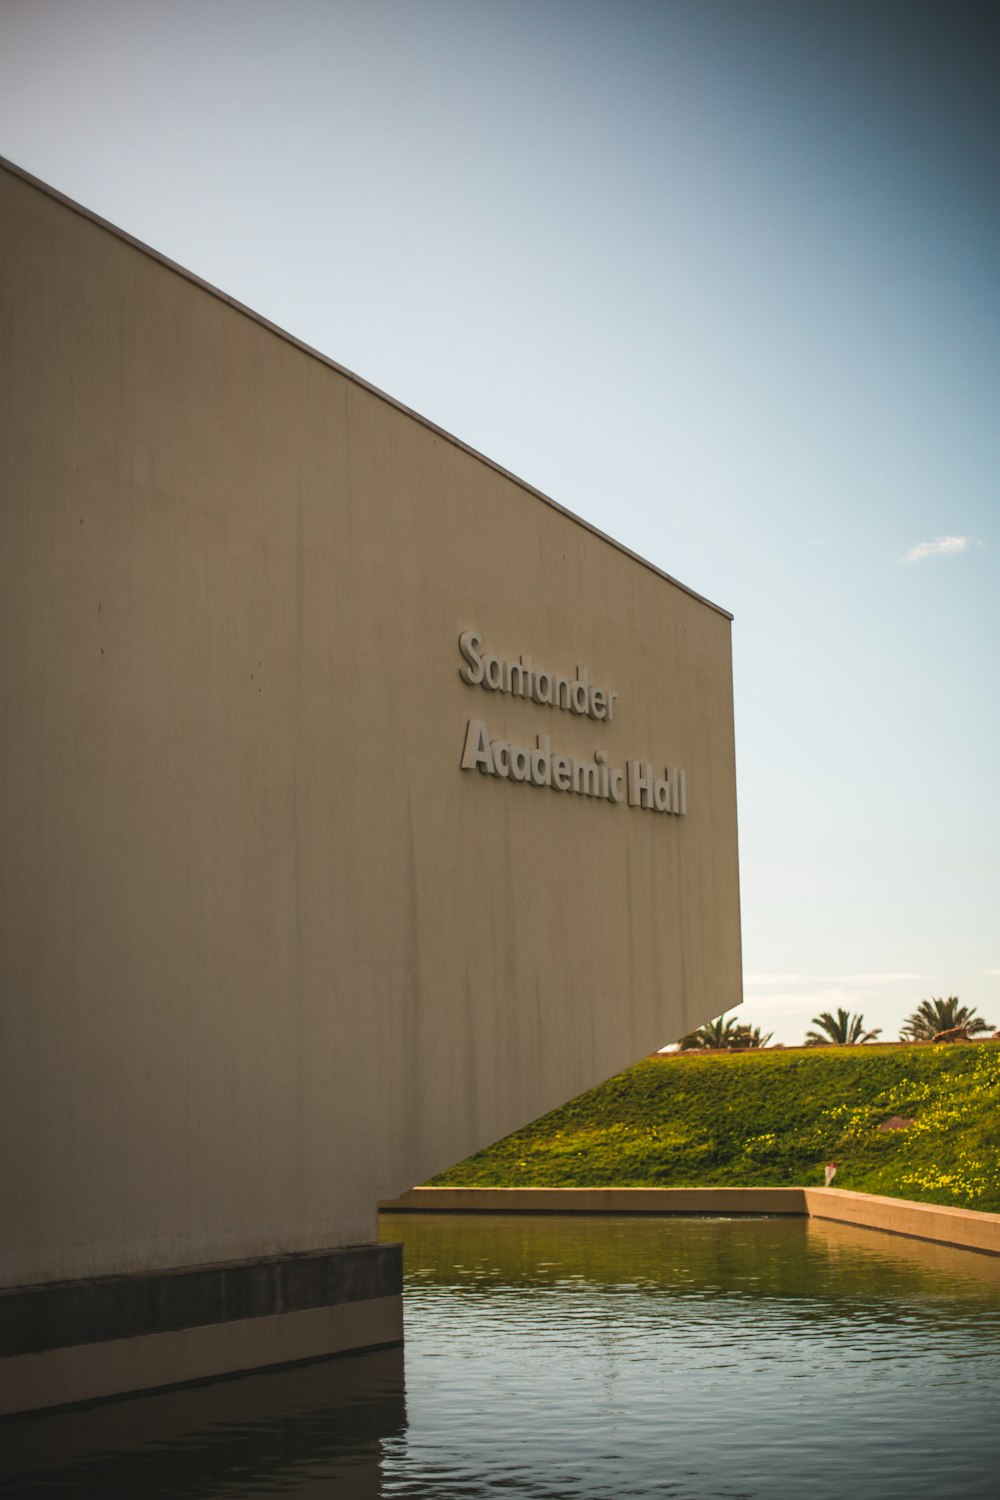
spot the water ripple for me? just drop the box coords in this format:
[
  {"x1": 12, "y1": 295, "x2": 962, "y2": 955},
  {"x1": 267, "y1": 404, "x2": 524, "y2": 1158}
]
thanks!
[{"x1": 3, "y1": 1215, "x2": 1000, "y2": 1496}]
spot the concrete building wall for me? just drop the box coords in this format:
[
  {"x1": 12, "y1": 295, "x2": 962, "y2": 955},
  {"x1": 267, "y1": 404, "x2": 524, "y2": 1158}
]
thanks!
[{"x1": 0, "y1": 159, "x2": 741, "y2": 1294}]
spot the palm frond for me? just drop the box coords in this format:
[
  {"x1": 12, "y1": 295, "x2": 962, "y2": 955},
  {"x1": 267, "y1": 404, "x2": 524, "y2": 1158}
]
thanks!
[{"x1": 900, "y1": 996, "x2": 994, "y2": 1042}]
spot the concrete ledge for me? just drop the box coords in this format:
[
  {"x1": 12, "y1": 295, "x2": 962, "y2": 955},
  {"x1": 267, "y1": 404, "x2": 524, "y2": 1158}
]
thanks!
[
  {"x1": 0, "y1": 1242, "x2": 404, "y2": 1417},
  {"x1": 380, "y1": 1186, "x2": 808, "y2": 1215},
  {"x1": 381, "y1": 1186, "x2": 1000, "y2": 1257},
  {"x1": 0, "y1": 1243, "x2": 402, "y2": 1358},
  {"x1": 804, "y1": 1188, "x2": 1000, "y2": 1256},
  {"x1": 0, "y1": 1294, "x2": 403, "y2": 1417}
]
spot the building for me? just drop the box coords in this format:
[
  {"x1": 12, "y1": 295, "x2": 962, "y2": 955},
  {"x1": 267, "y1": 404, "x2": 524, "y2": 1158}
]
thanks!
[{"x1": 0, "y1": 156, "x2": 741, "y2": 1413}]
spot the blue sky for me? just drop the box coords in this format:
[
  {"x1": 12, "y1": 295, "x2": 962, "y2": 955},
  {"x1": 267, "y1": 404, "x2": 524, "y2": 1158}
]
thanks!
[{"x1": 2, "y1": 0, "x2": 996, "y2": 1043}]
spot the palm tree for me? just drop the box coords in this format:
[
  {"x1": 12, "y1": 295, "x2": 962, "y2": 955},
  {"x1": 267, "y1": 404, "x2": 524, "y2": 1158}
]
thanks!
[
  {"x1": 730, "y1": 1024, "x2": 774, "y2": 1050},
  {"x1": 900, "y1": 996, "x2": 995, "y2": 1042},
  {"x1": 679, "y1": 1011, "x2": 744, "y2": 1050},
  {"x1": 804, "y1": 1008, "x2": 881, "y2": 1046}
]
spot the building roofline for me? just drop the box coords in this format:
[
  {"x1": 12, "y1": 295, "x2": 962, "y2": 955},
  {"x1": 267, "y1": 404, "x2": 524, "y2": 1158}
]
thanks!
[{"x1": 2, "y1": 154, "x2": 733, "y2": 622}]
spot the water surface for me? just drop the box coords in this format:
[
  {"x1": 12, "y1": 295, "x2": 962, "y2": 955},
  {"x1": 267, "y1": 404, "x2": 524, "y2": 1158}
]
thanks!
[
  {"x1": 378, "y1": 1212, "x2": 1000, "y2": 1499},
  {"x1": 3, "y1": 1212, "x2": 1000, "y2": 1497}
]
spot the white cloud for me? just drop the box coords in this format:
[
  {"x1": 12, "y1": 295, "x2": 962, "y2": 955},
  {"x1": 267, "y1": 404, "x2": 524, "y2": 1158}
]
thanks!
[
  {"x1": 901, "y1": 534, "x2": 985, "y2": 564},
  {"x1": 831, "y1": 972, "x2": 925, "y2": 985},
  {"x1": 743, "y1": 973, "x2": 814, "y2": 985},
  {"x1": 984, "y1": 969, "x2": 1000, "y2": 977},
  {"x1": 744, "y1": 987, "x2": 868, "y2": 1015},
  {"x1": 739, "y1": 973, "x2": 925, "y2": 1026},
  {"x1": 744, "y1": 971, "x2": 922, "y2": 987}
]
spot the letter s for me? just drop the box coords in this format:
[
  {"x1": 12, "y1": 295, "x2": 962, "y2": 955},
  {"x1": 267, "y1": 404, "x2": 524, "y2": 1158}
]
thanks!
[{"x1": 459, "y1": 630, "x2": 484, "y2": 685}]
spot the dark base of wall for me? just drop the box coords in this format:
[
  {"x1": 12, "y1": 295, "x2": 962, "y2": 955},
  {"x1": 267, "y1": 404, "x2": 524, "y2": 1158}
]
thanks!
[{"x1": 0, "y1": 1244, "x2": 403, "y2": 1417}]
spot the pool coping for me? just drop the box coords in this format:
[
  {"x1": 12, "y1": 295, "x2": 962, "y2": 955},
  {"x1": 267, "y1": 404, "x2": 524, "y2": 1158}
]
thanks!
[{"x1": 379, "y1": 1187, "x2": 1000, "y2": 1257}]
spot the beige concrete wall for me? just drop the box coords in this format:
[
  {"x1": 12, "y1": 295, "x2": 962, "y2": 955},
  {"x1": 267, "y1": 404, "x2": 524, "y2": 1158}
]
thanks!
[{"x1": 0, "y1": 160, "x2": 741, "y2": 1288}]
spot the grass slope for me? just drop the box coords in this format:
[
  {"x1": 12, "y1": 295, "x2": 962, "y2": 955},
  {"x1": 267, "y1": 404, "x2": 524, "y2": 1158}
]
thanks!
[{"x1": 430, "y1": 1043, "x2": 1000, "y2": 1212}]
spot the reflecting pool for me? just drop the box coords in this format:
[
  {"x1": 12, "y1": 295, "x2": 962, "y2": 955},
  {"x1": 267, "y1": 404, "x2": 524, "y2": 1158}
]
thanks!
[{"x1": 4, "y1": 1213, "x2": 1000, "y2": 1497}]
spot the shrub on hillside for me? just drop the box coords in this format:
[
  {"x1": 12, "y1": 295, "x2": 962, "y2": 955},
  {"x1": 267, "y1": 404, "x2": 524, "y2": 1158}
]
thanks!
[{"x1": 428, "y1": 1043, "x2": 1000, "y2": 1212}]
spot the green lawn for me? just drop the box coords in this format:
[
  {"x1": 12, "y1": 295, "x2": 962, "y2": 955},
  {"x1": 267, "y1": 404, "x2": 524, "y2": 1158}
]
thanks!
[{"x1": 429, "y1": 1042, "x2": 1000, "y2": 1212}]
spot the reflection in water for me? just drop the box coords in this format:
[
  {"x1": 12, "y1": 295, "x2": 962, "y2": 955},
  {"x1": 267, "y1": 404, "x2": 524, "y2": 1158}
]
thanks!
[
  {"x1": 807, "y1": 1211, "x2": 1000, "y2": 1288},
  {"x1": 0, "y1": 1345, "x2": 405, "y2": 1498},
  {"x1": 379, "y1": 1213, "x2": 1000, "y2": 1500},
  {"x1": 3, "y1": 1214, "x2": 1000, "y2": 1497}
]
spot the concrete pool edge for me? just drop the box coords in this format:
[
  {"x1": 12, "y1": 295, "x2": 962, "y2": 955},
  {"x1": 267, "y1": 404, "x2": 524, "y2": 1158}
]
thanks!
[
  {"x1": 380, "y1": 1186, "x2": 1000, "y2": 1256},
  {"x1": 803, "y1": 1187, "x2": 1000, "y2": 1256},
  {"x1": 381, "y1": 1187, "x2": 809, "y2": 1216},
  {"x1": 0, "y1": 1244, "x2": 403, "y2": 1418}
]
